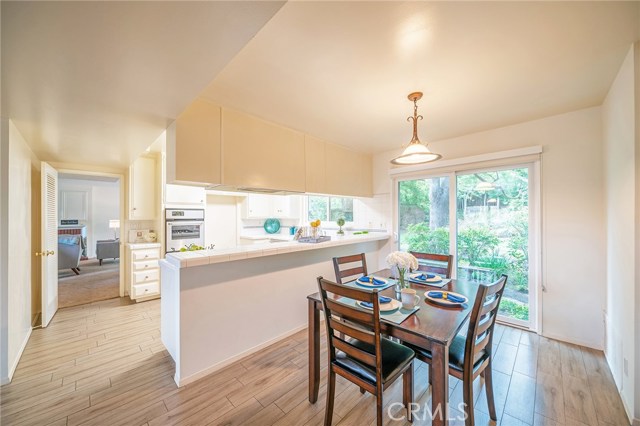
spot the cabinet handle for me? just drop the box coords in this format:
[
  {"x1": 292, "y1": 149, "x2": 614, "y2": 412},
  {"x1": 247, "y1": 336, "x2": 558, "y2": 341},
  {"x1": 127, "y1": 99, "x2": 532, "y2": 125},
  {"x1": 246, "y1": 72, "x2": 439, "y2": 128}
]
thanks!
[
  {"x1": 145, "y1": 265, "x2": 148, "y2": 268},
  {"x1": 144, "y1": 289, "x2": 148, "y2": 292},
  {"x1": 145, "y1": 276, "x2": 149, "y2": 279},
  {"x1": 133, "y1": 207, "x2": 137, "y2": 211},
  {"x1": 144, "y1": 254, "x2": 148, "y2": 258}
]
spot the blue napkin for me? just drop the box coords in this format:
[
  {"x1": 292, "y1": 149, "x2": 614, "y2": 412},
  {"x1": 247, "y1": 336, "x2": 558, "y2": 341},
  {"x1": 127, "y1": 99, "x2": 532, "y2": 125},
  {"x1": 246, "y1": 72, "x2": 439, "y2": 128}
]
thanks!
[
  {"x1": 358, "y1": 276, "x2": 386, "y2": 285},
  {"x1": 414, "y1": 273, "x2": 436, "y2": 281},
  {"x1": 427, "y1": 291, "x2": 465, "y2": 303},
  {"x1": 360, "y1": 296, "x2": 393, "y2": 309}
]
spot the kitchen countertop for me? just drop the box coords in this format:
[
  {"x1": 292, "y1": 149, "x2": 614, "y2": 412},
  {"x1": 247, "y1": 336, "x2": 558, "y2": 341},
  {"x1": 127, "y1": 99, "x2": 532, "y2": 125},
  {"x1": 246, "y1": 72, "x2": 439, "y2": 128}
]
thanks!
[{"x1": 164, "y1": 232, "x2": 390, "y2": 268}]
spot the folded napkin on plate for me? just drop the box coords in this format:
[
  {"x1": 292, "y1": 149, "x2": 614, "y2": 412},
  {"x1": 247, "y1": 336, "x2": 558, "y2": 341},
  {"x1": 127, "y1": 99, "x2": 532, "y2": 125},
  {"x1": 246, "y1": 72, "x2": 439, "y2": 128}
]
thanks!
[
  {"x1": 359, "y1": 276, "x2": 385, "y2": 285},
  {"x1": 360, "y1": 296, "x2": 393, "y2": 308},
  {"x1": 414, "y1": 273, "x2": 436, "y2": 281},
  {"x1": 427, "y1": 291, "x2": 465, "y2": 303}
]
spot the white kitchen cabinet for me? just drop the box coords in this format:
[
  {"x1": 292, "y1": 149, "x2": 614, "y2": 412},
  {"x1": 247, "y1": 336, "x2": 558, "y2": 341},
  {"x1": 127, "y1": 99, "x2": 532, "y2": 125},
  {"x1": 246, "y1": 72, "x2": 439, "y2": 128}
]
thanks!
[
  {"x1": 129, "y1": 156, "x2": 157, "y2": 220},
  {"x1": 165, "y1": 184, "x2": 205, "y2": 206},
  {"x1": 126, "y1": 243, "x2": 161, "y2": 302},
  {"x1": 241, "y1": 194, "x2": 301, "y2": 219}
]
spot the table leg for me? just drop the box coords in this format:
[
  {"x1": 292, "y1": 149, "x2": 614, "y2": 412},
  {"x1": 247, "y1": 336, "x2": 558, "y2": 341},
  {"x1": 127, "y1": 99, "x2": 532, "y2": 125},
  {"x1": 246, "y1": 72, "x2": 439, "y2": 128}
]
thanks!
[
  {"x1": 430, "y1": 342, "x2": 449, "y2": 426},
  {"x1": 308, "y1": 299, "x2": 320, "y2": 403}
]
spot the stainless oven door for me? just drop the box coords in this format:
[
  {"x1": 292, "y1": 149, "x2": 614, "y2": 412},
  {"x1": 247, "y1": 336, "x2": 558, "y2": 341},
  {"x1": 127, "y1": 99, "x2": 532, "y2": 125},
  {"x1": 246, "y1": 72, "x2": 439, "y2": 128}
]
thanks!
[{"x1": 166, "y1": 220, "x2": 205, "y2": 252}]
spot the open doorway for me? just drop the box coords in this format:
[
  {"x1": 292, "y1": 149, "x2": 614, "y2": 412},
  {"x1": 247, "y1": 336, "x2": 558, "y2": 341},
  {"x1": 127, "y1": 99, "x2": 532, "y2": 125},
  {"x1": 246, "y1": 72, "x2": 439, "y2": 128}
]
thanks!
[{"x1": 57, "y1": 173, "x2": 121, "y2": 308}]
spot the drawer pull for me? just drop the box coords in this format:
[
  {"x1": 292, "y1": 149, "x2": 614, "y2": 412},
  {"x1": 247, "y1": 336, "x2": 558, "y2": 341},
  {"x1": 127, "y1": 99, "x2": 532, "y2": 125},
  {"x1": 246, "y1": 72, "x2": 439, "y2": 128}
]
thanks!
[
  {"x1": 144, "y1": 289, "x2": 149, "y2": 292},
  {"x1": 144, "y1": 254, "x2": 149, "y2": 258},
  {"x1": 145, "y1": 276, "x2": 149, "y2": 279}
]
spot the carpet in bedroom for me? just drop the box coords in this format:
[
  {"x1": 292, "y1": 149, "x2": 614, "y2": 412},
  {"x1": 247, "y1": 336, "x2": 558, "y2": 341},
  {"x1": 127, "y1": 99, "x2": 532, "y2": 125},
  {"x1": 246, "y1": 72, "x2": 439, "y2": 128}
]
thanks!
[{"x1": 58, "y1": 258, "x2": 120, "y2": 308}]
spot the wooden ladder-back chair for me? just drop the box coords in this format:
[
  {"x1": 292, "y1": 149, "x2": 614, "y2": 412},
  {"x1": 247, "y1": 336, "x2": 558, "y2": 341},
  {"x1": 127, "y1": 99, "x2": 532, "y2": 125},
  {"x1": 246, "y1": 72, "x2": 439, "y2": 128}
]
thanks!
[
  {"x1": 405, "y1": 274, "x2": 507, "y2": 426},
  {"x1": 409, "y1": 252, "x2": 453, "y2": 278},
  {"x1": 317, "y1": 276, "x2": 416, "y2": 426},
  {"x1": 332, "y1": 253, "x2": 368, "y2": 284}
]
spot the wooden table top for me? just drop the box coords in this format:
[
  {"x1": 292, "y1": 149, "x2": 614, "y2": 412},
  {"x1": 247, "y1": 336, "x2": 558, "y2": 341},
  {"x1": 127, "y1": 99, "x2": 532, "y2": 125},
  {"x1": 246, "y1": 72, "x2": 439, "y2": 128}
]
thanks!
[{"x1": 307, "y1": 268, "x2": 478, "y2": 347}]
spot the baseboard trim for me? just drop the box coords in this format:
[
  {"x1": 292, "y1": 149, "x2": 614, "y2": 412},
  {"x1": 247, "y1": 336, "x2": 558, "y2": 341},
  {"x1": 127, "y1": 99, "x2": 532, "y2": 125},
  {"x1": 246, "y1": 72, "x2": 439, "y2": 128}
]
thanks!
[
  {"x1": 8, "y1": 327, "x2": 32, "y2": 382},
  {"x1": 176, "y1": 323, "x2": 308, "y2": 387},
  {"x1": 541, "y1": 331, "x2": 603, "y2": 350}
]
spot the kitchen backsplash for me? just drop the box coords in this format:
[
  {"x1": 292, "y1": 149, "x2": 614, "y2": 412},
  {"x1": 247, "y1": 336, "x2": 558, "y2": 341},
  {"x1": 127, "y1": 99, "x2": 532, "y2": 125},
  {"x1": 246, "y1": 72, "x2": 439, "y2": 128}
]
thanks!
[{"x1": 239, "y1": 193, "x2": 391, "y2": 234}]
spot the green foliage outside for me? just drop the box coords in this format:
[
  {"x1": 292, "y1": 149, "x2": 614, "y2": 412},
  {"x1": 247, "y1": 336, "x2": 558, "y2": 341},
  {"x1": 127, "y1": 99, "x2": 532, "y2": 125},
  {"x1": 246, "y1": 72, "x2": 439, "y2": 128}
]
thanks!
[{"x1": 498, "y1": 298, "x2": 529, "y2": 321}]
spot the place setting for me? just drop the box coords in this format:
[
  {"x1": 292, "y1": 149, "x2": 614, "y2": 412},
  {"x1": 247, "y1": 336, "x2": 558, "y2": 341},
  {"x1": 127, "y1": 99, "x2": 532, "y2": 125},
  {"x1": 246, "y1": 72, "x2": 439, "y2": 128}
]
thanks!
[
  {"x1": 343, "y1": 274, "x2": 395, "y2": 291},
  {"x1": 424, "y1": 290, "x2": 468, "y2": 309},
  {"x1": 407, "y1": 272, "x2": 451, "y2": 288},
  {"x1": 337, "y1": 286, "x2": 421, "y2": 324}
]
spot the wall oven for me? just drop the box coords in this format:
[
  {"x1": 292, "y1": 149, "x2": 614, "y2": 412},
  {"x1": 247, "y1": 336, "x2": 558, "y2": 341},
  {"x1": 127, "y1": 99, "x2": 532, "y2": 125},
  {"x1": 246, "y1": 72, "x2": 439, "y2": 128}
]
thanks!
[{"x1": 165, "y1": 209, "x2": 205, "y2": 253}]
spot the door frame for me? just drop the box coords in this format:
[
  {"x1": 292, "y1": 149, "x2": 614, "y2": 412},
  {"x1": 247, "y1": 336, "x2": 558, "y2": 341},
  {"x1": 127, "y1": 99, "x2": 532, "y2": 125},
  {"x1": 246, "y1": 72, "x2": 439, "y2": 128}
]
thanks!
[
  {"x1": 54, "y1": 169, "x2": 126, "y2": 297},
  {"x1": 391, "y1": 152, "x2": 542, "y2": 332}
]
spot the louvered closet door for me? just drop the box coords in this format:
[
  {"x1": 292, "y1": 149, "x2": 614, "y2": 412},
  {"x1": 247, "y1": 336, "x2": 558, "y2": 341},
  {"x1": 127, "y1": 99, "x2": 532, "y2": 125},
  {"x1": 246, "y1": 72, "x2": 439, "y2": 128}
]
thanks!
[{"x1": 41, "y1": 162, "x2": 58, "y2": 327}]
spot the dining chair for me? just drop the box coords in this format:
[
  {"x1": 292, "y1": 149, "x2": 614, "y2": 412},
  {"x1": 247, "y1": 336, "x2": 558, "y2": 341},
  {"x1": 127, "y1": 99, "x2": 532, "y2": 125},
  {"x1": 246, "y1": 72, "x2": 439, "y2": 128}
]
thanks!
[
  {"x1": 332, "y1": 253, "x2": 368, "y2": 284},
  {"x1": 405, "y1": 274, "x2": 507, "y2": 426},
  {"x1": 409, "y1": 252, "x2": 453, "y2": 278},
  {"x1": 317, "y1": 276, "x2": 416, "y2": 426}
]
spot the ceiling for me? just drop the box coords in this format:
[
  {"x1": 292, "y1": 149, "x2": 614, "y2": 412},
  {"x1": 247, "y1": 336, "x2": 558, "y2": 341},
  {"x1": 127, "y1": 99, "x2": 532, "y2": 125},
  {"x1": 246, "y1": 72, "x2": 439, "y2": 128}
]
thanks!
[
  {"x1": 1, "y1": 1, "x2": 284, "y2": 169},
  {"x1": 202, "y1": 1, "x2": 639, "y2": 154},
  {"x1": 2, "y1": 2, "x2": 639, "y2": 169}
]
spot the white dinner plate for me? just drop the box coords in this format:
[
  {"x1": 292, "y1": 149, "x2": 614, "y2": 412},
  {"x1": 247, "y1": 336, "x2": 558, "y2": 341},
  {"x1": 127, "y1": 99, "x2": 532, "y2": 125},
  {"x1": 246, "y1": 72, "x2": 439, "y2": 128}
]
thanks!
[
  {"x1": 357, "y1": 299, "x2": 401, "y2": 312},
  {"x1": 355, "y1": 276, "x2": 388, "y2": 287},
  {"x1": 424, "y1": 291, "x2": 468, "y2": 307}
]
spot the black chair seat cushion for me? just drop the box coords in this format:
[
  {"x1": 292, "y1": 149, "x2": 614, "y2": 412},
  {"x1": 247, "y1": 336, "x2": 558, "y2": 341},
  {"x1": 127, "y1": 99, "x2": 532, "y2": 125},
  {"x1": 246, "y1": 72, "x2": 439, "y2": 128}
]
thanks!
[
  {"x1": 406, "y1": 334, "x2": 488, "y2": 372},
  {"x1": 334, "y1": 337, "x2": 415, "y2": 384}
]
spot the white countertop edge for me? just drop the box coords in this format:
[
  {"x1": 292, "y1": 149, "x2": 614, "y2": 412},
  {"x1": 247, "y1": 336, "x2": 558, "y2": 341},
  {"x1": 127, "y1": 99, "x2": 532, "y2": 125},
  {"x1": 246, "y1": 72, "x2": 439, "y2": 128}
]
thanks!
[
  {"x1": 164, "y1": 233, "x2": 390, "y2": 269},
  {"x1": 127, "y1": 242, "x2": 162, "y2": 249}
]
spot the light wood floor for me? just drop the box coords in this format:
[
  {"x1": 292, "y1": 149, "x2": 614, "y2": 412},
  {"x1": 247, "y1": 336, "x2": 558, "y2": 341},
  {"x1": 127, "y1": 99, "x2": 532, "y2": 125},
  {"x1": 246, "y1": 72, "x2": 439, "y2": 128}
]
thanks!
[{"x1": 0, "y1": 297, "x2": 630, "y2": 426}]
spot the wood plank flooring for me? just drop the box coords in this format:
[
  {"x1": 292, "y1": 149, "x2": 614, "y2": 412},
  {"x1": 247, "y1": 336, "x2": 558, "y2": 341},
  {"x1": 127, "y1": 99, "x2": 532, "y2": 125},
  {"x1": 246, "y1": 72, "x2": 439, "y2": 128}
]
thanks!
[{"x1": 0, "y1": 297, "x2": 631, "y2": 426}]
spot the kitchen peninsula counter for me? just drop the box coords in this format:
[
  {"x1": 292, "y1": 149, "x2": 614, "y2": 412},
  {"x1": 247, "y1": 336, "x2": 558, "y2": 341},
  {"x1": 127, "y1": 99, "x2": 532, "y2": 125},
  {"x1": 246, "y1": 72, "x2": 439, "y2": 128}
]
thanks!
[
  {"x1": 164, "y1": 232, "x2": 390, "y2": 268},
  {"x1": 159, "y1": 232, "x2": 390, "y2": 386}
]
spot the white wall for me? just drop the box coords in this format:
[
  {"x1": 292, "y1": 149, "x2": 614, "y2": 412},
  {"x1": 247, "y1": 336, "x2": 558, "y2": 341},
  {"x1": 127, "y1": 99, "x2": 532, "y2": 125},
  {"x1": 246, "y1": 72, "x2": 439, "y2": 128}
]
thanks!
[
  {"x1": 603, "y1": 45, "x2": 637, "y2": 423},
  {"x1": 0, "y1": 118, "x2": 10, "y2": 384},
  {"x1": 58, "y1": 177, "x2": 120, "y2": 258},
  {"x1": 205, "y1": 194, "x2": 239, "y2": 249},
  {"x1": 373, "y1": 106, "x2": 606, "y2": 349},
  {"x1": 6, "y1": 120, "x2": 38, "y2": 382}
]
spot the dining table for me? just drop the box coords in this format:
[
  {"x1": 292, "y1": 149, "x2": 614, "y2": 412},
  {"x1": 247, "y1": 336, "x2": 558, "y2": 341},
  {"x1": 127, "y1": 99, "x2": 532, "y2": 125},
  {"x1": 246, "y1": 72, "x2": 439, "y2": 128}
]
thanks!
[{"x1": 306, "y1": 268, "x2": 478, "y2": 426}]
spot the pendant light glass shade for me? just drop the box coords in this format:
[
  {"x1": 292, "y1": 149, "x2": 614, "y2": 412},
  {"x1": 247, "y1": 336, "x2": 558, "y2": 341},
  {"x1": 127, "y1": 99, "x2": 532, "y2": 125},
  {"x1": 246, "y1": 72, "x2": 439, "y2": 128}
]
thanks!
[{"x1": 391, "y1": 92, "x2": 441, "y2": 166}]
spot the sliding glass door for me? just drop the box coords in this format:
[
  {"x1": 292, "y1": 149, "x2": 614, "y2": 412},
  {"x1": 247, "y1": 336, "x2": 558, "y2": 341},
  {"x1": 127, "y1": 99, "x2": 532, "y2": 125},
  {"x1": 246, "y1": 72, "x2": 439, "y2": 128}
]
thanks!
[
  {"x1": 456, "y1": 167, "x2": 532, "y2": 326},
  {"x1": 397, "y1": 164, "x2": 537, "y2": 328}
]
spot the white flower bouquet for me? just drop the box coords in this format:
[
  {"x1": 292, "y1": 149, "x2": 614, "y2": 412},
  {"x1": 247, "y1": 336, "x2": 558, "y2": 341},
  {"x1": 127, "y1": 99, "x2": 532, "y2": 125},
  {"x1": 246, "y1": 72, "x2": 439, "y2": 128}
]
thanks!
[{"x1": 385, "y1": 251, "x2": 418, "y2": 289}]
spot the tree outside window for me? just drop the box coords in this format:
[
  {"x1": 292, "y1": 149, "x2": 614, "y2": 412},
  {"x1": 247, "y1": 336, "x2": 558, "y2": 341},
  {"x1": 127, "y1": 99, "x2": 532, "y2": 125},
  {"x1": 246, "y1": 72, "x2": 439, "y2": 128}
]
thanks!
[{"x1": 308, "y1": 196, "x2": 353, "y2": 222}]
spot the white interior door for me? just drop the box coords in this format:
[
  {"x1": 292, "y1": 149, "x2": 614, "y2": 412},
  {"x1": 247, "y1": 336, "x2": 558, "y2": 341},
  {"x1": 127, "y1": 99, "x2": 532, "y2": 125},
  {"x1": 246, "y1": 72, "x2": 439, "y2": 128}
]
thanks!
[{"x1": 41, "y1": 162, "x2": 58, "y2": 327}]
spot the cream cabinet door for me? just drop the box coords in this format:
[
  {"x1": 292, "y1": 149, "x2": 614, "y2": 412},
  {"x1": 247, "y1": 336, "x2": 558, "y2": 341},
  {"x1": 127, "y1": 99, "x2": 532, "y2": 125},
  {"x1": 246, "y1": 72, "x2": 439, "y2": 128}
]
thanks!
[
  {"x1": 166, "y1": 99, "x2": 221, "y2": 185},
  {"x1": 304, "y1": 135, "x2": 326, "y2": 194},
  {"x1": 222, "y1": 109, "x2": 306, "y2": 192},
  {"x1": 130, "y1": 156, "x2": 156, "y2": 220},
  {"x1": 324, "y1": 143, "x2": 372, "y2": 198}
]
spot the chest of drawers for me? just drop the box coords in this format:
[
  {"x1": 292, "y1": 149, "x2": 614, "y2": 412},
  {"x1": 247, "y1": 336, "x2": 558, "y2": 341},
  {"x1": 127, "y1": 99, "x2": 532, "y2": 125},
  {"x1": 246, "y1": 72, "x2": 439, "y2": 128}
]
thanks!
[{"x1": 126, "y1": 243, "x2": 162, "y2": 302}]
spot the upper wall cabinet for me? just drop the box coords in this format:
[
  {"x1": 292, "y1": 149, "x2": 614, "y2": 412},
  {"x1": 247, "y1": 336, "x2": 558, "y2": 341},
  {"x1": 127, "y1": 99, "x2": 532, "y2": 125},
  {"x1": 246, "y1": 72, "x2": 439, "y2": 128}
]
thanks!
[
  {"x1": 166, "y1": 99, "x2": 221, "y2": 186},
  {"x1": 304, "y1": 135, "x2": 327, "y2": 194},
  {"x1": 129, "y1": 156, "x2": 157, "y2": 220},
  {"x1": 221, "y1": 109, "x2": 306, "y2": 193},
  {"x1": 324, "y1": 142, "x2": 373, "y2": 197}
]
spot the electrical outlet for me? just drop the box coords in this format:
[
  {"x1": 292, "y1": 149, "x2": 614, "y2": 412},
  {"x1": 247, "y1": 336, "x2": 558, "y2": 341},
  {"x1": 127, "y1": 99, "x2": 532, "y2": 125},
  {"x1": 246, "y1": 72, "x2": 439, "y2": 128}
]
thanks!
[{"x1": 624, "y1": 358, "x2": 629, "y2": 376}]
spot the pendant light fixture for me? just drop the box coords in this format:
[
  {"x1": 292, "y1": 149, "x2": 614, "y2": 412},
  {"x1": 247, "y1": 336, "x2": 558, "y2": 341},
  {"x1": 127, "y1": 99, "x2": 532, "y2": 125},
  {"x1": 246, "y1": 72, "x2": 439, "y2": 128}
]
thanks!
[{"x1": 391, "y1": 91, "x2": 441, "y2": 165}]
